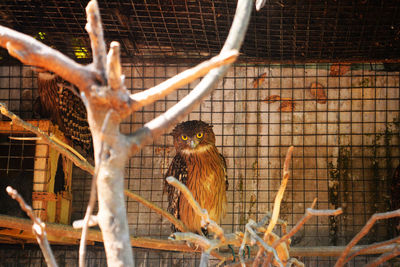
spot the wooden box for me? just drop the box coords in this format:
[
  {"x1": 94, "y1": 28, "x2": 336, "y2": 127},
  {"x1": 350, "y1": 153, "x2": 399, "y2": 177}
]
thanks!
[{"x1": 0, "y1": 119, "x2": 73, "y2": 225}]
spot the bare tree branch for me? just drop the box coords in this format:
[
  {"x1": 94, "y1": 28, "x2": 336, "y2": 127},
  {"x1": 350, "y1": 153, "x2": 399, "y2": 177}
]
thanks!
[
  {"x1": 166, "y1": 176, "x2": 225, "y2": 241},
  {"x1": 335, "y1": 208, "x2": 400, "y2": 267},
  {"x1": 253, "y1": 147, "x2": 293, "y2": 266},
  {"x1": 246, "y1": 220, "x2": 283, "y2": 267},
  {"x1": 365, "y1": 245, "x2": 400, "y2": 267},
  {"x1": 123, "y1": 189, "x2": 188, "y2": 233},
  {"x1": 345, "y1": 235, "x2": 400, "y2": 264},
  {"x1": 270, "y1": 205, "x2": 342, "y2": 259},
  {"x1": 107, "y1": 42, "x2": 123, "y2": 91},
  {"x1": 0, "y1": 26, "x2": 96, "y2": 92},
  {"x1": 85, "y1": 0, "x2": 107, "y2": 83},
  {"x1": 6, "y1": 187, "x2": 58, "y2": 267},
  {"x1": 129, "y1": 50, "x2": 238, "y2": 111},
  {"x1": 128, "y1": 0, "x2": 254, "y2": 155}
]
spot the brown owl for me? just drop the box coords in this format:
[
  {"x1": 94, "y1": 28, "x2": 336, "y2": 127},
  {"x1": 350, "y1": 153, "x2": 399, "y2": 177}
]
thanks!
[
  {"x1": 164, "y1": 120, "x2": 228, "y2": 234},
  {"x1": 35, "y1": 72, "x2": 93, "y2": 155}
]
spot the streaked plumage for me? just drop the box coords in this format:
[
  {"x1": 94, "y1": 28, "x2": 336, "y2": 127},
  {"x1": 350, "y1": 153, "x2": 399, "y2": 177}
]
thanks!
[
  {"x1": 35, "y1": 72, "x2": 92, "y2": 155},
  {"x1": 164, "y1": 120, "x2": 228, "y2": 234}
]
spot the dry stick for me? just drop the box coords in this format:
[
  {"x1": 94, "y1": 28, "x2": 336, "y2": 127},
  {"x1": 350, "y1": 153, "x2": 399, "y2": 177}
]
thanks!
[
  {"x1": 6, "y1": 187, "x2": 58, "y2": 267},
  {"x1": 262, "y1": 199, "x2": 342, "y2": 267},
  {"x1": 78, "y1": 110, "x2": 114, "y2": 267},
  {"x1": 107, "y1": 41, "x2": 123, "y2": 91},
  {"x1": 166, "y1": 176, "x2": 244, "y2": 264},
  {"x1": 335, "y1": 208, "x2": 400, "y2": 267},
  {"x1": 123, "y1": 189, "x2": 188, "y2": 232},
  {"x1": 245, "y1": 220, "x2": 283, "y2": 267},
  {"x1": 128, "y1": 0, "x2": 254, "y2": 155},
  {"x1": 171, "y1": 232, "x2": 230, "y2": 262},
  {"x1": 0, "y1": 103, "x2": 94, "y2": 174},
  {"x1": 172, "y1": 232, "x2": 212, "y2": 250},
  {"x1": 345, "y1": 235, "x2": 400, "y2": 264},
  {"x1": 85, "y1": 0, "x2": 107, "y2": 83},
  {"x1": 130, "y1": 50, "x2": 238, "y2": 111},
  {"x1": 273, "y1": 205, "x2": 342, "y2": 251},
  {"x1": 239, "y1": 229, "x2": 250, "y2": 266},
  {"x1": 166, "y1": 176, "x2": 225, "y2": 242},
  {"x1": 365, "y1": 245, "x2": 400, "y2": 267},
  {"x1": 253, "y1": 146, "x2": 294, "y2": 267}
]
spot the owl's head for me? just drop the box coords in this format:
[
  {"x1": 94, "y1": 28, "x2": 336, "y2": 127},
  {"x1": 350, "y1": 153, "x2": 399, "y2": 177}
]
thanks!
[{"x1": 171, "y1": 120, "x2": 216, "y2": 153}]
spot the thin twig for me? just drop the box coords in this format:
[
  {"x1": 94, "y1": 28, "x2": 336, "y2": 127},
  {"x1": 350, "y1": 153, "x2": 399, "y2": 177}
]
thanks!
[
  {"x1": 130, "y1": 50, "x2": 238, "y2": 111},
  {"x1": 78, "y1": 110, "x2": 113, "y2": 267},
  {"x1": 275, "y1": 207, "x2": 342, "y2": 250},
  {"x1": 255, "y1": 213, "x2": 288, "y2": 235},
  {"x1": 264, "y1": 146, "x2": 293, "y2": 236},
  {"x1": 345, "y1": 235, "x2": 400, "y2": 264},
  {"x1": 6, "y1": 187, "x2": 58, "y2": 267},
  {"x1": 0, "y1": 103, "x2": 94, "y2": 174},
  {"x1": 239, "y1": 230, "x2": 249, "y2": 266},
  {"x1": 335, "y1": 208, "x2": 400, "y2": 267},
  {"x1": 123, "y1": 188, "x2": 188, "y2": 232},
  {"x1": 166, "y1": 176, "x2": 225, "y2": 241},
  {"x1": 262, "y1": 201, "x2": 341, "y2": 267},
  {"x1": 365, "y1": 245, "x2": 400, "y2": 267},
  {"x1": 287, "y1": 258, "x2": 305, "y2": 267},
  {"x1": 171, "y1": 232, "x2": 212, "y2": 250},
  {"x1": 253, "y1": 146, "x2": 293, "y2": 267},
  {"x1": 246, "y1": 220, "x2": 283, "y2": 267}
]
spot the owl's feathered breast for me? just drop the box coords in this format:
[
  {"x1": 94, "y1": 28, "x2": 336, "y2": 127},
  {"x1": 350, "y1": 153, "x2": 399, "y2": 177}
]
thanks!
[{"x1": 164, "y1": 145, "x2": 228, "y2": 234}]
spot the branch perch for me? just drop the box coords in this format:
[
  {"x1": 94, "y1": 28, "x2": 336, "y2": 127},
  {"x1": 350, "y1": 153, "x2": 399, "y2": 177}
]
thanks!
[{"x1": 166, "y1": 176, "x2": 225, "y2": 241}]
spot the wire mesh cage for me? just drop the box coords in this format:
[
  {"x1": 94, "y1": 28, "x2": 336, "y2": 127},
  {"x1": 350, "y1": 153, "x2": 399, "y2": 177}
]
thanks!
[
  {"x1": 1, "y1": 1, "x2": 400, "y2": 63},
  {"x1": 0, "y1": 0, "x2": 400, "y2": 266},
  {"x1": 1, "y1": 62, "x2": 399, "y2": 265}
]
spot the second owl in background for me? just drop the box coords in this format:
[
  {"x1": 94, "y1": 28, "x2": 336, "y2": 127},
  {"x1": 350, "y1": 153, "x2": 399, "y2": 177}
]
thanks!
[{"x1": 164, "y1": 120, "x2": 228, "y2": 235}]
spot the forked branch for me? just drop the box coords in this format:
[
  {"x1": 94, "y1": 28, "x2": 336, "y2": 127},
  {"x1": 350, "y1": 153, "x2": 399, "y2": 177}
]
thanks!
[
  {"x1": 335, "y1": 209, "x2": 400, "y2": 267},
  {"x1": 128, "y1": 0, "x2": 253, "y2": 154}
]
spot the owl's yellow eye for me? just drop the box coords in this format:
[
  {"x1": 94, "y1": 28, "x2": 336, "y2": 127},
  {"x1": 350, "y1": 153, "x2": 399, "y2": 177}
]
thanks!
[
  {"x1": 196, "y1": 132, "x2": 203, "y2": 139},
  {"x1": 181, "y1": 135, "x2": 188, "y2": 141}
]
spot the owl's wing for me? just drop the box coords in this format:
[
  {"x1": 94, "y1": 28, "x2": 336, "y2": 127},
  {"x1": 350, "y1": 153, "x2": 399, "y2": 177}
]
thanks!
[
  {"x1": 220, "y1": 153, "x2": 229, "y2": 190},
  {"x1": 164, "y1": 153, "x2": 188, "y2": 229}
]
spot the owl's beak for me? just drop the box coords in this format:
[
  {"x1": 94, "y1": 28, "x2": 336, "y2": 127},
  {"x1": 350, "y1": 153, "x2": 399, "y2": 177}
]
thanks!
[{"x1": 189, "y1": 139, "x2": 199, "y2": 149}]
